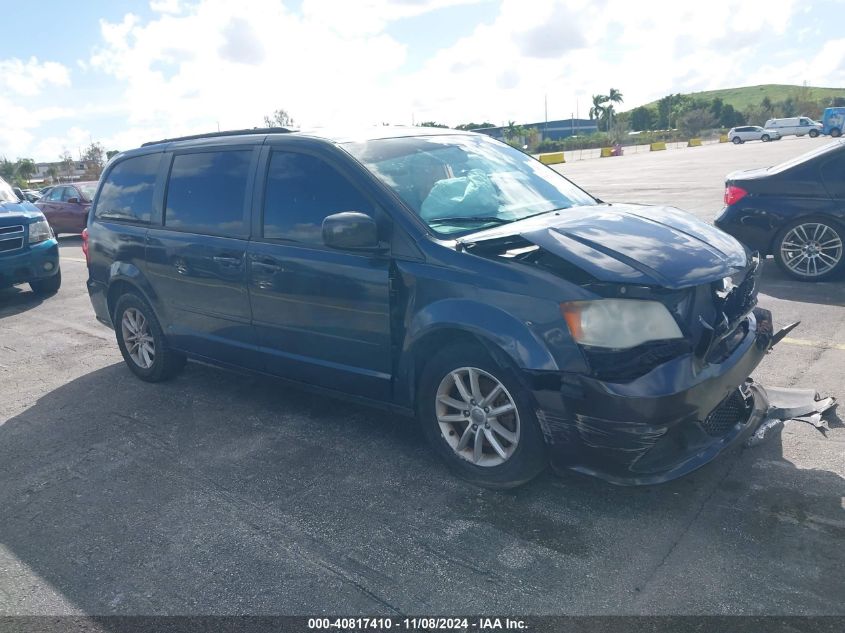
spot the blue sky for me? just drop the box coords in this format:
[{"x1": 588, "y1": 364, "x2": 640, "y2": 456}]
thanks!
[{"x1": 1, "y1": 0, "x2": 844, "y2": 162}]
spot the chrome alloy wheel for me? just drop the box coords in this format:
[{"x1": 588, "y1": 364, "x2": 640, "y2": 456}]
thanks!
[
  {"x1": 121, "y1": 307, "x2": 155, "y2": 369},
  {"x1": 435, "y1": 367, "x2": 520, "y2": 467},
  {"x1": 780, "y1": 222, "x2": 843, "y2": 278}
]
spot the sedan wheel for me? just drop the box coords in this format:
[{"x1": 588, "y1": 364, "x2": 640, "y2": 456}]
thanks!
[
  {"x1": 761, "y1": 134, "x2": 770, "y2": 142},
  {"x1": 776, "y1": 221, "x2": 844, "y2": 281},
  {"x1": 436, "y1": 367, "x2": 520, "y2": 467}
]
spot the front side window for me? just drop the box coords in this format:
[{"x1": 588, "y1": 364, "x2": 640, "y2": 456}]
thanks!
[
  {"x1": 344, "y1": 134, "x2": 596, "y2": 236},
  {"x1": 46, "y1": 187, "x2": 65, "y2": 202},
  {"x1": 262, "y1": 151, "x2": 374, "y2": 244},
  {"x1": 95, "y1": 153, "x2": 160, "y2": 223},
  {"x1": 165, "y1": 150, "x2": 251, "y2": 236}
]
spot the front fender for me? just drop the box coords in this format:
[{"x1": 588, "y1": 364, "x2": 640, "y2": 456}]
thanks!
[{"x1": 395, "y1": 298, "x2": 562, "y2": 409}]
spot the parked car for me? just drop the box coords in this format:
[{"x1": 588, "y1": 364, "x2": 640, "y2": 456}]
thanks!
[
  {"x1": 35, "y1": 181, "x2": 97, "y2": 234},
  {"x1": 729, "y1": 126, "x2": 782, "y2": 144},
  {"x1": 763, "y1": 117, "x2": 821, "y2": 138},
  {"x1": 85, "y1": 127, "x2": 788, "y2": 487},
  {"x1": 0, "y1": 176, "x2": 62, "y2": 295},
  {"x1": 715, "y1": 139, "x2": 845, "y2": 281},
  {"x1": 821, "y1": 107, "x2": 845, "y2": 138}
]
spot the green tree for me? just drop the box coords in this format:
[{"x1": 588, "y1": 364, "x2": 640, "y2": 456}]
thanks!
[
  {"x1": 106, "y1": 150, "x2": 120, "y2": 161},
  {"x1": 416, "y1": 121, "x2": 449, "y2": 128},
  {"x1": 60, "y1": 150, "x2": 74, "y2": 180},
  {"x1": 629, "y1": 106, "x2": 655, "y2": 131},
  {"x1": 710, "y1": 97, "x2": 724, "y2": 121},
  {"x1": 589, "y1": 94, "x2": 608, "y2": 129},
  {"x1": 46, "y1": 165, "x2": 60, "y2": 184},
  {"x1": 16, "y1": 158, "x2": 36, "y2": 184},
  {"x1": 605, "y1": 87, "x2": 624, "y2": 132},
  {"x1": 263, "y1": 109, "x2": 295, "y2": 128},
  {"x1": 455, "y1": 122, "x2": 495, "y2": 130},
  {"x1": 82, "y1": 142, "x2": 106, "y2": 179},
  {"x1": 719, "y1": 103, "x2": 743, "y2": 127},
  {"x1": 0, "y1": 158, "x2": 17, "y2": 181},
  {"x1": 679, "y1": 108, "x2": 717, "y2": 137}
]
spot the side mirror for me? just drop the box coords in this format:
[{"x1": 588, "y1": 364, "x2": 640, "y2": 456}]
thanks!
[
  {"x1": 322, "y1": 212, "x2": 382, "y2": 251},
  {"x1": 67, "y1": 197, "x2": 80, "y2": 204}
]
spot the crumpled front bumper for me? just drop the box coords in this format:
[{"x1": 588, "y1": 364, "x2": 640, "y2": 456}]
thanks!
[{"x1": 533, "y1": 307, "x2": 776, "y2": 485}]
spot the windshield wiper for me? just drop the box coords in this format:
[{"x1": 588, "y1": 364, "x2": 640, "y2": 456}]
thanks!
[{"x1": 428, "y1": 216, "x2": 512, "y2": 226}]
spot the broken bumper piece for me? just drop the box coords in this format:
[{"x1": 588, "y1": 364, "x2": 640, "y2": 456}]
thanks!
[{"x1": 538, "y1": 308, "x2": 779, "y2": 485}]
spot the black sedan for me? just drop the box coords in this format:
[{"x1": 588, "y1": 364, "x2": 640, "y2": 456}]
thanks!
[{"x1": 715, "y1": 139, "x2": 845, "y2": 281}]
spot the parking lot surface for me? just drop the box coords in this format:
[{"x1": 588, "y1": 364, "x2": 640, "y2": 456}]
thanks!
[{"x1": 1, "y1": 137, "x2": 843, "y2": 616}]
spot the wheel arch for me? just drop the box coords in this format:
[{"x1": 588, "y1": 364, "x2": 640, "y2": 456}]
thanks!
[
  {"x1": 105, "y1": 266, "x2": 162, "y2": 324},
  {"x1": 396, "y1": 298, "x2": 561, "y2": 411}
]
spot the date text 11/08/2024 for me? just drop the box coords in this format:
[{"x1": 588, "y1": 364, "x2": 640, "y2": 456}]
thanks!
[{"x1": 307, "y1": 617, "x2": 528, "y2": 630}]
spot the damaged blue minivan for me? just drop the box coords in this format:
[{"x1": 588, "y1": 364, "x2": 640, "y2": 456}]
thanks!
[{"x1": 85, "y1": 127, "x2": 788, "y2": 487}]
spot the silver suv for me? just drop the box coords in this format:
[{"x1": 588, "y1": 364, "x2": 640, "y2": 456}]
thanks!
[{"x1": 728, "y1": 126, "x2": 782, "y2": 144}]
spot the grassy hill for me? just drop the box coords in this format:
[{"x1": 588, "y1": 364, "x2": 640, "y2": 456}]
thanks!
[{"x1": 635, "y1": 84, "x2": 845, "y2": 112}]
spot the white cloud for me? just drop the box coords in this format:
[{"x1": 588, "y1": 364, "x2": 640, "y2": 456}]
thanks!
[
  {"x1": 2, "y1": 0, "x2": 837, "y2": 161},
  {"x1": 0, "y1": 57, "x2": 71, "y2": 97}
]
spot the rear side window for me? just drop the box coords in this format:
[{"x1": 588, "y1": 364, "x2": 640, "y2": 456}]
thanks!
[
  {"x1": 820, "y1": 154, "x2": 845, "y2": 198},
  {"x1": 165, "y1": 150, "x2": 251, "y2": 236},
  {"x1": 95, "y1": 154, "x2": 160, "y2": 222},
  {"x1": 262, "y1": 151, "x2": 373, "y2": 245}
]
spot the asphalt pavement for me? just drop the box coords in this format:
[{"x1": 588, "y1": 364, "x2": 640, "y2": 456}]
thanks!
[{"x1": 0, "y1": 136, "x2": 843, "y2": 616}]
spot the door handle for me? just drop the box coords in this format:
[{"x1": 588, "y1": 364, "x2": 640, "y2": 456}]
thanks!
[
  {"x1": 213, "y1": 255, "x2": 243, "y2": 267},
  {"x1": 251, "y1": 256, "x2": 283, "y2": 273}
]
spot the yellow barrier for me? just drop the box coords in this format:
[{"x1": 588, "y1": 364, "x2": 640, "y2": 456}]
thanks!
[
  {"x1": 688, "y1": 138, "x2": 702, "y2": 147},
  {"x1": 538, "y1": 152, "x2": 565, "y2": 165},
  {"x1": 600, "y1": 147, "x2": 613, "y2": 157},
  {"x1": 650, "y1": 142, "x2": 667, "y2": 151},
  {"x1": 719, "y1": 134, "x2": 729, "y2": 143}
]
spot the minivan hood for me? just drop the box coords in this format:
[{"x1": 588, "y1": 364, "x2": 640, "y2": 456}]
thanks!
[{"x1": 460, "y1": 203, "x2": 748, "y2": 289}]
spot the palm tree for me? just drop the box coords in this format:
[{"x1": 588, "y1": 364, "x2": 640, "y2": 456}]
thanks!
[
  {"x1": 589, "y1": 94, "x2": 608, "y2": 131},
  {"x1": 46, "y1": 166, "x2": 59, "y2": 184},
  {"x1": 606, "y1": 88, "x2": 624, "y2": 133}
]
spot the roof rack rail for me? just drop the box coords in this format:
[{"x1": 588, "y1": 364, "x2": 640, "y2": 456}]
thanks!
[{"x1": 141, "y1": 127, "x2": 294, "y2": 147}]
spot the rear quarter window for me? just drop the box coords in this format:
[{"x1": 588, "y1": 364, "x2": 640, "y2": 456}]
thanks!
[
  {"x1": 164, "y1": 150, "x2": 252, "y2": 237},
  {"x1": 95, "y1": 154, "x2": 160, "y2": 223}
]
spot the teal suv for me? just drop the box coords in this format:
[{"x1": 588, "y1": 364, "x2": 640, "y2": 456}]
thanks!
[{"x1": 0, "y1": 177, "x2": 61, "y2": 296}]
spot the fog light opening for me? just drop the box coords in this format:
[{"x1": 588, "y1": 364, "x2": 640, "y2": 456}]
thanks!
[{"x1": 43, "y1": 261, "x2": 54, "y2": 271}]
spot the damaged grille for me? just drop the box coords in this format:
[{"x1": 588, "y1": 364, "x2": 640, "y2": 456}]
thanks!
[{"x1": 700, "y1": 388, "x2": 751, "y2": 437}]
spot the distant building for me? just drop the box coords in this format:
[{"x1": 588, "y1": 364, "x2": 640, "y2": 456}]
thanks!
[
  {"x1": 475, "y1": 118, "x2": 598, "y2": 142},
  {"x1": 31, "y1": 159, "x2": 99, "y2": 185}
]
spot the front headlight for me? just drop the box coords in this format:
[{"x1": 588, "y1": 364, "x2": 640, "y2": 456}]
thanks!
[
  {"x1": 560, "y1": 299, "x2": 684, "y2": 349},
  {"x1": 28, "y1": 218, "x2": 53, "y2": 244}
]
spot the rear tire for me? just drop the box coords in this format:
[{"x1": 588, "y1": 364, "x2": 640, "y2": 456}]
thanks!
[
  {"x1": 732, "y1": 137, "x2": 742, "y2": 144},
  {"x1": 417, "y1": 342, "x2": 547, "y2": 489},
  {"x1": 29, "y1": 269, "x2": 61, "y2": 296},
  {"x1": 114, "y1": 293, "x2": 186, "y2": 382},
  {"x1": 773, "y1": 217, "x2": 845, "y2": 282}
]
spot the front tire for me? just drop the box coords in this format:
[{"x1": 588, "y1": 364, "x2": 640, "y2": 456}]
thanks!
[
  {"x1": 773, "y1": 218, "x2": 845, "y2": 282},
  {"x1": 114, "y1": 293, "x2": 186, "y2": 382},
  {"x1": 831, "y1": 128, "x2": 842, "y2": 138},
  {"x1": 809, "y1": 129, "x2": 820, "y2": 138},
  {"x1": 417, "y1": 343, "x2": 547, "y2": 488},
  {"x1": 761, "y1": 134, "x2": 770, "y2": 142},
  {"x1": 30, "y1": 269, "x2": 61, "y2": 296}
]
